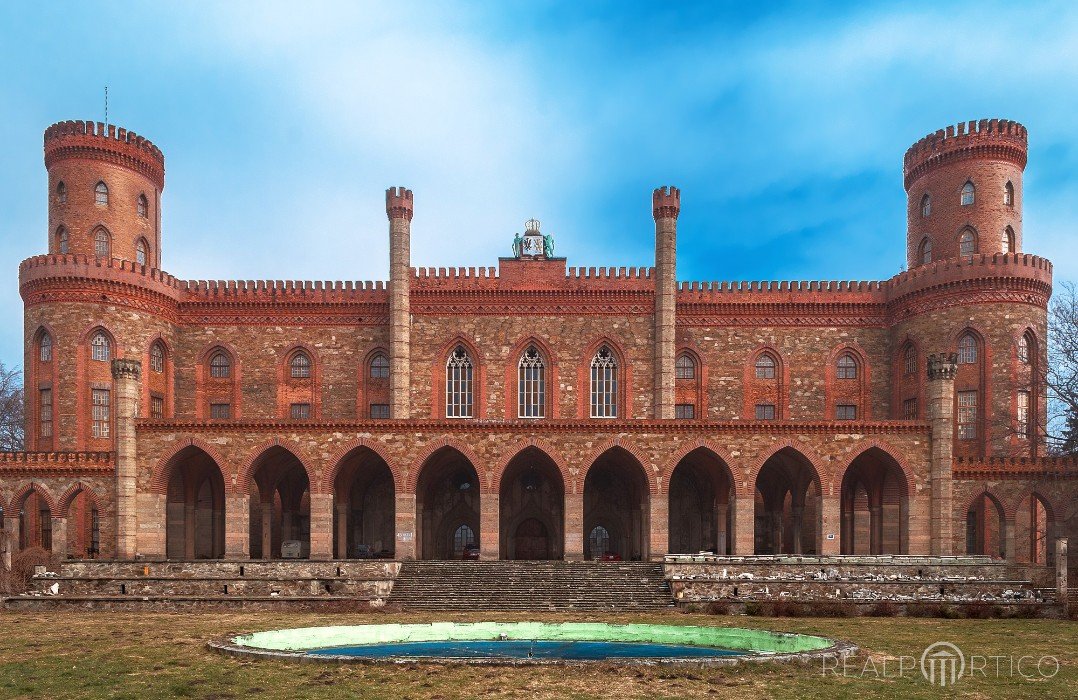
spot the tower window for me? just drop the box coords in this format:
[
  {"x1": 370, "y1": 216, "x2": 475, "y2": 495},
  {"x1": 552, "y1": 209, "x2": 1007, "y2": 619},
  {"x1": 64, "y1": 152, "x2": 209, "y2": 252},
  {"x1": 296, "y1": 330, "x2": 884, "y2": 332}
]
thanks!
[
  {"x1": 904, "y1": 345, "x2": 917, "y2": 376},
  {"x1": 675, "y1": 354, "x2": 696, "y2": 380},
  {"x1": 517, "y1": 346, "x2": 546, "y2": 418},
  {"x1": 369, "y1": 353, "x2": 389, "y2": 379},
  {"x1": 90, "y1": 332, "x2": 111, "y2": 362},
  {"x1": 920, "y1": 193, "x2": 931, "y2": 217},
  {"x1": 56, "y1": 181, "x2": 67, "y2": 204},
  {"x1": 1002, "y1": 227, "x2": 1014, "y2": 254},
  {"x1": 1017, "y1": 334, "x2": 1030, "y2": 364},
  {"x1": 446, "y1": 345, "x2": 474, "y2": 418},
  {"x1": 960, "y1": 181, "x2": 975, "y2": 206},
  {"x1": 40, "y1": 388, "x2": 53, "y2": 438},
  {"x1": 290, "y1": 352, "x2": 311, "y2": 378},
  {"x1": 957, "y1": 390, "x2": 978, "y2": 439},
  {"x1": 959, "y1": 228, "x2": 977, "y2": 258},
  {"x1": 94, "y1": 181, "x2": 108, "y2": 206},
  {"x1": 209, "y1": 352, "x2": 231, "y2": 378},
  {"x1": 150, "y1": 342, "x2": 165, "y2": 373},
  {"x1": 1017, "y1": 391, "x2": 1030, "y2": 438},
  {"x1": 836, "y1": 353, "x2": 858, "y2": 379},
  {"x1": 1004, "y1": 181, "x2": 1014, "y2": 207},
  {"x1": 903, "y1": 397, "x2": 918, "y2": 419},
  {"x1": 94, "y1": 228, "x2": 111, "y2": 258},
  {"x1": 919, "y1": 237, "x2": 932, "y2": 265},
  {"x1": 589, "y1": 345, "x2": 618, "y2": 418},
  {"x1": 754, "y1": 353, "x2": 776, "y2": 379},
  {"x1": 958, "y1": 333, "x2": 977, "y2": 364},
  {"x1": 136, "y1": 238, "x2": 148, "y2": 266},
  {"x1": 57, "y1": 227, "x2": 69, "y2": 255},
  {"x1": 39, "y1": 332, "x2": 52, "y2": 362},
  {"x1": 91, "y1": 388, "x2": 110, "y2": 438},
  {"x1": 137, "y1": 193, "x2": 148, "y2": 218}
]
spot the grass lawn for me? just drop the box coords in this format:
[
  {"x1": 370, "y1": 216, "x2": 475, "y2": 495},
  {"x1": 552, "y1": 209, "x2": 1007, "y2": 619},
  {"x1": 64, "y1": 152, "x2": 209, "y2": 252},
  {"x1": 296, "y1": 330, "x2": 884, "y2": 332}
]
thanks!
[{"x1": 0, "y1": 609, "x2": 1074, "y2": 699}]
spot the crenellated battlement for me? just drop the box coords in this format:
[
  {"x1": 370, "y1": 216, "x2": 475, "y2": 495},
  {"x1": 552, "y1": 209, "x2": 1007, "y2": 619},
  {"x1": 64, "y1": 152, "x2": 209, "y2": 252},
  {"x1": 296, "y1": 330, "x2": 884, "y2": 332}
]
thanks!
[
  {"x1": 43, "y1": 120, "x2": 165, "y2": 189},
  {"x1": 884, "y1": 251, "x2": 1052, "y2": 303},
  {"x1": 652, "y1": 185, "x2": 680, "y2": 220},
  {"x1": 677, "y1": 279, "x2": 884, "y2": 295},
  {"x1": 902, "y1": 118, "x2": 1027, "y2": 190},
  {"x1": 385, "y1": 186, "x2": 414, "y2": 221}
]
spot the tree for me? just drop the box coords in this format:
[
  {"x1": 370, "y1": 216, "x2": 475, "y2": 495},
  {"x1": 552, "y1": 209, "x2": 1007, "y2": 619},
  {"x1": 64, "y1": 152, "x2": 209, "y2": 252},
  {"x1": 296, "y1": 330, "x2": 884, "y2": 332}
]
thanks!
[
  {"x1": 1045, "y1": 281, "x2": 1078, "y2": 454},
  {"x1": 0, "y1": 362, "x2": 24, "y2": 451}
]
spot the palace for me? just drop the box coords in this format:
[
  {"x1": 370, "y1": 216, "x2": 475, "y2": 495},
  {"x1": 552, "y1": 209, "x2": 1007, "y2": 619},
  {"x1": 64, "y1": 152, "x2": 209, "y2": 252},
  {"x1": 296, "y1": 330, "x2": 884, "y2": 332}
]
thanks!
[{"x1": 0, "y1": 117, "x2": 1074, "y2": 576}]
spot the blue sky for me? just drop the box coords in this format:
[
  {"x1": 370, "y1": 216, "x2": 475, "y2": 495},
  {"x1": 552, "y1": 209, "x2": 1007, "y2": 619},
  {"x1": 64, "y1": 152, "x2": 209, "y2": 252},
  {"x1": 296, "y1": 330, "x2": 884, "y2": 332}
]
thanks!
[{"x1": 1, "y1": 1, "x2": 1077, "y2": 371}]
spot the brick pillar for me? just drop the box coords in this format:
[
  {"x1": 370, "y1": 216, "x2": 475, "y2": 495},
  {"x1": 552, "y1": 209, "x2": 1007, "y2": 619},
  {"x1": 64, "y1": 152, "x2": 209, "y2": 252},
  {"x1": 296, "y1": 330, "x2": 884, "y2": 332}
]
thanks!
[
  {"x1": 716, "y1": 502, "x2": 729, "y2": 554},
  {"x1": 564, "y1": 492, "x2": 584, "y2": 560},
  {"x1": 136, "y1": 492, "x2": 165, "y2": 558},
  {"x1": 225, "y1": 494, "x2": 249, "y2": 558},
  {"x1": 51, "y1": 517, "x2": 68, "y2": 560},
  {"x1": 261, "y1": 499, "x2": 272, "y2": 559},
  {"x1": 111, "y1": 358, "x2": 141, "y2": 559},
  {"x1": 649, "y1": 495, "x2": 668, "y2": 561},
  {"x1": 1056, "y1": 538, "x2": 1068, "y2": 608},
  {"x1": 1, "y1": 518, "x2": 14, "y2": 570},
  {"x1": 820, "y1": 496, "x2": 841, "y2": 554},
  {"x1": 395, "y1": 492, "x2": 417, "y2": 560},
  {"x1": 1002, "y1": 517, "x2": 1016, "y2": 562},
  {"x1": 309, "y1": 493, "x2": 333, "y2": 560},
  {"x1": 652, "y1": 186, "x2": 679, "y2": 420},
  {"x1": 926, "y1": 353, "x2": 957, "y2": 555},
  {"x1": 480, "y1": 493, "x2": 499, "y2": 560},
  {"x1": 869, "y1": 505, "x2": 883, "y2": 555},
  {"x1": 733, "y1": 495, "x2": 754, "y2": 554},
  {"x1": 387, "y1": 187, "x2": 413, "y2": 420},
  {"x1": 335, "y1": 502, "x2": 349, "y2": 559}
]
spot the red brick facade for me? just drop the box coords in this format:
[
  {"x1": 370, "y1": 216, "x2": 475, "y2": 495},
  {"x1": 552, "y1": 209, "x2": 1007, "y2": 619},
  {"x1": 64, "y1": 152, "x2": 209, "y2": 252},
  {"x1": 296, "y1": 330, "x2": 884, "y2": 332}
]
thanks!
[{"x1": 0, "y1": 118, "x2": 1074, "y2": 572}]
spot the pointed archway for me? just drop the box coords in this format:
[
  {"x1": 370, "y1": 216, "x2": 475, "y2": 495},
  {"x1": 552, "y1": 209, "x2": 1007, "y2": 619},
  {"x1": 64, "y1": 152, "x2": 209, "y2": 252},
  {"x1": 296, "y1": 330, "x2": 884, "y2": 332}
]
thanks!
[
  {"x1": 164, "y1": 446, "x2": 225, "y2": 559},
  {"x1": 753, "y1": 448, "x2": 822, "y2": 555},
  {"x1": 415, "y1": 447, "x2": 481, "y2": 560},
  {"x1": 499, "y1": 447, "x2": 564, "y2": 560},
  {"x1": 247, "y1": 447, "x2": 310, "y2": 559},
  {"x1": 583, "y1": 447, "x2": 650, "y2": 560},
  {"x1": 331, "y1": 446, "x2": 396, "y2": 559},
  {"x1": 965, "y1": 492, "x2": 1005, "y2": 559},
  {"x1": 839, "y1": 447, "x2": 909, "y2": 554},
  {"x1": 668, "y1": 448, "x2": 735, "y2": 555}
]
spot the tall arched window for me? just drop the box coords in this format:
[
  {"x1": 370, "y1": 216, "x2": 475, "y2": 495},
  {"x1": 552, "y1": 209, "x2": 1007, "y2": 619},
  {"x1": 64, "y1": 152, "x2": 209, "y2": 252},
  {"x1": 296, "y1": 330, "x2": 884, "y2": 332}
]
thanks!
[
  {"x1": 94, "y1": 181, "x2": 108, "y2": 206},
  {"x1": 755, "y1": 353, "x2": 776, "y2": 379},
  {"x1": 39, "y1": 332, "x2": 52, "y2": 362},
  {"x1": 446, "y1": 345, "x2": 474, "y2": 418},
  {"x1": 56, "y1": 181, "x2": 67, "y2": 204},
  {"x1": 959, "y1": 228, "x2": 977, "y2": 258},
  {"x1": 675, "y1": 354, "x2": 695, "y2": 380},
  {"x1": 518, "y1": 346, "x2": 545, "y2": 418},
  {"x1": 918, "y1": 237, "x2": 932, "y2": 265},
  {"x1": 453, "y1": 524, "x2": 476, "y2": 555},
  {"x1": 1017, "y1": 334, "x2": 1030, "y2": 364},
  {"x1": 1004, "y1": 181, "x2": 1014, "y2": 207},
  {"x1": 590, "y1": 346, "x2": 618, "y2": 418},
  {"x1": 920, "y1": 193, "x2": 931, "y2": 217},
  {"x1": 1002, "y1": 227, "x2": 1014, "y2": 254},
  {"x1": 94, "y1": 228, "x2": 111, "y2": 258},
  {"x1": 290, "y1": 351, "x2": 311, "y2": 378},
  {"x1": 588, "y1": 525, "x2": 610, "y2": 558},
  {"x1": 150, "y1": 342, "x2": 165, "y2": 373},
  {"x1": 136, "y1": 238, "x2": 148, "y2": 266},
  {"x1": 961, "y1": 181, "x2": 975, "y2": 206},
  {"x1": 958, "y1": 333, "x2": 978, "y2": 364},
  {"x1": 90, "y1": 332, "x2": 110, "y2": 362},
  {"x1": 904, "y1": 345, "x2": 917, "y2": 376},
  {"x1": 137, "y1": 193, "x2": 148, "y2": 218},
  {"x1": 837, "y1": 353, "x2": 858, "y2": 379},
  {"x1": 56, "y1": 227, "x2": 69, "y2": 255},
  {"x1": 209, "y1": 351, "x2": 231, "y2": 378},
  {"x1": 369, "y1": 352, "x2": 389, "y2": 378}
]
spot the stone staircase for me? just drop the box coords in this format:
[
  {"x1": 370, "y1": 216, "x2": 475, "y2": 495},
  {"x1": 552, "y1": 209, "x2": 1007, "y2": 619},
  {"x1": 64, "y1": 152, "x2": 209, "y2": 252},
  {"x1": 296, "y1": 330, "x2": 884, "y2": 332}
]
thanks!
[{"x1": 388, "y1": 560, "x2": 673, "y2": 611}]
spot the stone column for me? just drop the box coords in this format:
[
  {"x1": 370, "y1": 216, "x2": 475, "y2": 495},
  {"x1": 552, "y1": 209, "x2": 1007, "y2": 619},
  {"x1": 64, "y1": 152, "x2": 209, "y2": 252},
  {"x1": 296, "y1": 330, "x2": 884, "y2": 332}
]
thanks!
[
  {"x1": 790, "y1": 506, "x2": 804, "y2": 555},
  {"x1": 564, "y1": 492, "x2": 584, "y2": 560},
  {"x1": 716, "y1": 502, "x2": 729, "y2": 554},
  {"x1": 480, "y1": 493, "x2": 499, "y2": 560},
  {"x1": 652, "y1": 186, "x2": 679, "y2": 420},
  {"x1": 926, "y1": 353, "x2": 957, "y2": 555},
  {"x1": 394, "y1": 492, "x2": 417, "y2": 560},
  {"x1": 111, "y1": 358, "x2": 141, "y2": 560},
  {"x1": 649, "y1": 496, "x2": 668, "y2": 561},
  {"x1": 51, "y1": 517, "x2": 68, "y2": 560},
  {"x1": 184, "y1": 502, "x2": 196, "y2": 559},
  {"x1": 260, "y1": 500, "x2": 272, "y2": 559},
  {"x1": 1056, "y1": 538, "x2": 1068, "y2": 608},
  {"x1": 335, "y1": 502, "x2": 349, "y2": 559},
  {"x1": 733, "y1": 496, "x2": 755, "y2": 554},
  {"x1": 225, "y1": 494, "x2": 250, "y2": 558},
  {"x1": 1, "y1": 517, "x2": 14, "y2": 570},
  {"x1": 820, "y1": 496, "x2": 841, "y2": 555},
  {"x1": 387, "y1": 187, "x2": 413, "y2": 419},
  {"x1": 869, "y1": 505, "x2": 883, "y2": 555},
  {"x1": 309, "y1": 493, "x2": 334, "y2": 560}
]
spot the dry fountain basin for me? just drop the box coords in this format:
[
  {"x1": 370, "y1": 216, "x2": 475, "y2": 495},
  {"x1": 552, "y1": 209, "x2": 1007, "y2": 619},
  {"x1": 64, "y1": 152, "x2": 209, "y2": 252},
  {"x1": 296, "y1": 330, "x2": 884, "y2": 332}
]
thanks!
[{"x1": 209, "y1": 622, "x2": 856, "y2": 666}]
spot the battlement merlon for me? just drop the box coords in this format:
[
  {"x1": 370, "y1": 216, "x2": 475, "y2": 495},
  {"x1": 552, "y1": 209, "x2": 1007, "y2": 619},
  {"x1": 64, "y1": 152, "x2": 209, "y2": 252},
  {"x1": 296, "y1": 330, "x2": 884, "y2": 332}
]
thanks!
[
  {"x1": 386, "y1": 186, "x2": 414, "y2": 221},
  {"x1": 43, "y1": 120, "x2": 166, "y2": 190},
  {"x1": 653, "y1": 185, "x2": 681, "y2": 220},
  {"x1": 902, "y1": 118, "x2": 1027, "y2": 191}
]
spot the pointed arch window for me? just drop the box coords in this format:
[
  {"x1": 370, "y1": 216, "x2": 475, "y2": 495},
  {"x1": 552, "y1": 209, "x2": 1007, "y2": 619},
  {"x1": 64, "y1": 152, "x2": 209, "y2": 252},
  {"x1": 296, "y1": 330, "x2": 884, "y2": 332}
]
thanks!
[
  {"x1": 904, "y1": 345, "x2": 917, "y2": 376},
  {"x1": 94, "y1": 181, "x2": 108, "y2": 206},
  {"x1": 57, "y1": 226, "x2": 69, "y2": 254},
  {"x1": 209, "y1": 351, "x2": 231, "y2": 378},
  {"x1": 959, "y1": 228, "x2": 977, "y2": 258},
  {"x1": 961, "y1": 181, "x2": 975, "y2": 206},
  {"x1": 150, "y1": 342, "x2": 165, "y2": 373},
  {"x1": 1004, "y1": 181, "x2": 1014, "y2": 207},
  {"x1": 588, "y1": 526, "x2": 611, "y2": 558},
  {"x1": 518, "y1": 346, "x2": 546, "y2": 418},
  {"x1": 1002, "y1": 226, "x2": 1014, "y2": 254},
  {"x1": 90, "y1": 332, "x2": 110, "y2": 362},
  {"x1": 94, "y1": 228, "x2": 111, "y2": 258},
  {"x1": 137, "y1": 193, "x2": 148, "y2": 218},
  {"x1": 56, "y1": 181, "x2": 67, "y2": 204},
  {"x1": 918, "y1": 237, "x2": 932, "y2": 265},
  {"x1": 39, "y1": 332, "x2": 52, "y2": 362},
  {"x1": 1017, "y1": 334, "x2": 1030, "y2": 364},
  {"x1": 453, "y1": 524, "x2": 476, "y2": 555},
  {"x1": 290, "y1": 351, "x2": 311, "y2": 378},
  {"x1": 836, "y1": 353, "x2": 858, "y2": 379},
  {"x1": 675, "y1": 354, "x2": 696, "y2": 380},
  {"x1": 958, "y1": 333, "x2": 978, "y2": 364},
  {"x1": 755, "y1": 353, "x2": 776, "y2": 379},
  {"x1": 136, "y1": 238, "x2": 148, "y2": 266},
  {"x1": 446, "y1": 345, "x2": 474, "y2": 418},
  {"x1": 369, "y1": 352, "x2": 389, "y2": 379},
  {"x1": 590, "y1": 345, "x2": 618, "y2": 418},
  {"x1": 920, "y1": 193, "x2": 931, "y2": 217}
]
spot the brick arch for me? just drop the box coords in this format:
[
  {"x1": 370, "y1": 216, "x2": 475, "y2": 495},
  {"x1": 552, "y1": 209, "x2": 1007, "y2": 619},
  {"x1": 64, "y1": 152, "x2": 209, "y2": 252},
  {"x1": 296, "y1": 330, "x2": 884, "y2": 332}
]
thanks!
[
  {"x1": 825, "y1": 342, "x2": 872, "y2": 420},
  {"x1": 148, "y1": 437, "x2": 230, "y2": 495},
  {"x1": 236, "y1": 438, "x2": 317, "y2": 495},
  {"x1": 749, "y1": 439, "x2": 830, "y2": 496},
  {"x1": 80, "y1": 322, "x2": 117, "y2": 349},
  {"x1": 660, "y1": 439, "x2": 745, "y2": 496},
  {"x1": 491, "y1": 437, "x2": 571, "y2": 494},
  {"x1": 322, "y1": 438, "x2": 403, "y2": 495},
  {"x1": 32, "y1": 321, "x2": 59, "y2": 348},
  {"x1": 406, "y1": 437, "x2": 486, "y2": 494},
  {"x1": 56, "y1": 482, "x2": 104, "y2": 518},
  {"x1": 961, "y1": 486, "x2": 1008, "y2": 520},
  {"x1": 577, "y1": 437, "x2": 657, "y2": 496},
  {"x1": 837, "y1": 439, "x2": 918, "y2": 498},
  {"x1": 9, "y1": 482, "x2": 58, "y2": 515},
  {"x1": 280, "y1": 341, "x2": 319, "y2": 369},
  {"x1": 196, "y1": 340, "x2": 240, "y2": 366},
  {"x1": 1009, "y1": 489, "x2": 1058, "y2": 524}
]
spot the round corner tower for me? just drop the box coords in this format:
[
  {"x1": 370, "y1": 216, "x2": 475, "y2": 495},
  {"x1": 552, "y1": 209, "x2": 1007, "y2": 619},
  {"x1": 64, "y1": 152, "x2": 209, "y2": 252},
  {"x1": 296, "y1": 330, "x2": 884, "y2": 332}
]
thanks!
[
  {"x1": 903, "y1": 118, "x2": 1026, "y2": 269},
  {"x1": 44, "y1": 120, "x2": 165, "y2": 267}
]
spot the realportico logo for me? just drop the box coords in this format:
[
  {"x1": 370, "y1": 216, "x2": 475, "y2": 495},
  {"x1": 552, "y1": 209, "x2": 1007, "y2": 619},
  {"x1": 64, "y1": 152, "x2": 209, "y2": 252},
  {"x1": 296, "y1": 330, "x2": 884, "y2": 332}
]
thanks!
[{"x1": 823, "y1": 640, "x2": 1059, "y2": 686}]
